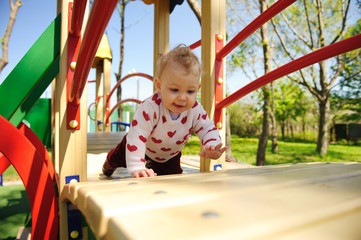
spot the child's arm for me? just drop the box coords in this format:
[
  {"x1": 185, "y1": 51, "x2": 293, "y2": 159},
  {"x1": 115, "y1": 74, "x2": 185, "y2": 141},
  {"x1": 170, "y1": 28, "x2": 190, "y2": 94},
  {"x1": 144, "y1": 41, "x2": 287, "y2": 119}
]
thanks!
[{"x1": 199, "y1": 143, "x2": 227, "y2": 159}]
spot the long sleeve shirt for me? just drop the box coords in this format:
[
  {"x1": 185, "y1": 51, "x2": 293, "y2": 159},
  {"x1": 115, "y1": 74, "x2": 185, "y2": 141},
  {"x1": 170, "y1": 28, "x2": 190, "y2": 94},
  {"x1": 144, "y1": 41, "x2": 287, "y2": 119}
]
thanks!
[{"x1": 126, "y1": 92, "x2": 222, "y2": 174}]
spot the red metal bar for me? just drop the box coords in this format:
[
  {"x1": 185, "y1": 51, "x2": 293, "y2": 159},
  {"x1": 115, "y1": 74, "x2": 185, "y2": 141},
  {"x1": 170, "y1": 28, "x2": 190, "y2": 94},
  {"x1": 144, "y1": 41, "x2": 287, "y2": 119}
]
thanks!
[
  {"x1": 189, "y1": 40, "x2": 201, "y2": 50},
  {"x1": 216, "y1": 34, "x2": 361, "y2": 111},
  {"x1": 69, "y1": 0, "x2": 118, "y2": 104},
  {"x1": 105, "y1": 98, "x2": 142, "y2": 125},
  {"x1": 69, "y1": 0, "x2": 87, "y2": 37},
  {"x1": 106, "y1": 72, "x2": 153, "y2": 108},
  {"x1": 216, "y1": 0, "x2": 296, "y2": 60},
  {"x1": 0, "y1": 153, "x2": 10, "y2": 175}
]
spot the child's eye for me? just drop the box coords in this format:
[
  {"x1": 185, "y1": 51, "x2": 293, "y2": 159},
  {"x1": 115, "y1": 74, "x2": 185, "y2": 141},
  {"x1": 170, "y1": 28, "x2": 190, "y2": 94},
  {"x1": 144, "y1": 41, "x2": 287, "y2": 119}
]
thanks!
[
  {"x1": 170, "y1": 88, "x2": 178, "y2": 92},
  {"x1": 187, "y1": 90, "x2": 195, "y2": 94}
]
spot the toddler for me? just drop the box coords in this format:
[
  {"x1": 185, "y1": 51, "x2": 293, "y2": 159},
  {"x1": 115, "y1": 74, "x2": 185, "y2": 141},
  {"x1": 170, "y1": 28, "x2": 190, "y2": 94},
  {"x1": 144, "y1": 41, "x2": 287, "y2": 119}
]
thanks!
[{"x1": 102, "y1": 44, "x2": 226, "y2": 178}]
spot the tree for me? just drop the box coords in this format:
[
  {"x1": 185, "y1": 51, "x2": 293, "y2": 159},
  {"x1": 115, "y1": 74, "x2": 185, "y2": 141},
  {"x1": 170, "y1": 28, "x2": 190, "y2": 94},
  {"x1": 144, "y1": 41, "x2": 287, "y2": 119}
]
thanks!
[
  {"x1": 227, "y1": 0, "x2": 276, "y2": 165},
  {"x1": 255, "y1": 0, "x2": 272, "y2": 166},
  {"x1": 0, "y1": 0, "x2": 22, "y2": 74},
  {"x1": 271, "y1": 0, "x2": 355, "y2": 155},
  {"x1": 114, "y1": 0, "x2": 130, "y2": 122},
  {"x1": 331, "y1": 19, "x2": 361, "y2": 123}
]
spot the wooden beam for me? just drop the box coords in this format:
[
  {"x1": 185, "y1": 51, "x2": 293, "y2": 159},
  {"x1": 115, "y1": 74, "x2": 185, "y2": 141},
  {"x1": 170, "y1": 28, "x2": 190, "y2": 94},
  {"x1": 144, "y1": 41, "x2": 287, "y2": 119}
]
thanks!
[{"x1": 200, "y1": 0, "x2": 226, "y2": 172}]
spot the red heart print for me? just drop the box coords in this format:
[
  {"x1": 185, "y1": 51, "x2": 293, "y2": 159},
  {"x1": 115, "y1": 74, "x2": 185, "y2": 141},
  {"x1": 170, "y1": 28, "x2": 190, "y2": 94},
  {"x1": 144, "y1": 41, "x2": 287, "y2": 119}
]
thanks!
[
  {"x1": 167, "y1": 131, "x2": 176, "y2": 138},
  {"x1": 176, "y1": 139, "x2": 185, "y2": 145},
  {"x1": 132, "y1": 119, "x2": 138, "y2": 127},
  {"x1": 192, "y1": 101, "x2": 198, "y2": 108},
  {"x1": 143, "y1": 111, "x2": 150, "y2": 121},
  {"x1": 127, "y1": 144, "x2": 138, "y2": 152},
  {"x1": 139, "y1": 135, "x2": 147, "y2": 143},
  {"x1": 162, "y1": 116, "x2": 167, "y2": 123},
  {"x1": 151, "y1": 137, "x2": 162, "y2": 144},
  {"x1": 152, "y1": 93, "x2": 161, "y2": 105},
  {"x1": 140, "y1": 158, "x2": 146, "y2": 162},
  {"x1": 181, "y1": 116, "x2": 187, "y2": 124},
  {"x1": 147, "y1": 148, "x2": 156, "y2": 154},
  {"x1": 154, "y1": 112, "x2": 157, "y2": 120},
  {"x1": 202, "y1": 113, "x2": 207, "y2": 120},
  {"x1": 195, "y1": 127, "x2": 203, "y2": 134},
  {"x1": 161, "y1": 147, "x2": 171, "y2": 152},
  {"x1": 170, "y1": 151, "x2": 179, "y2": 155}
]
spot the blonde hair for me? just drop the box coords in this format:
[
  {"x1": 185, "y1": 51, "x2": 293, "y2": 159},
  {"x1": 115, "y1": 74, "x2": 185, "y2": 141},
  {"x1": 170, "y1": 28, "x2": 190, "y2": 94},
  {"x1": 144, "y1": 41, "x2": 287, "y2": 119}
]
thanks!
[{"x1": 156, "y1": 44, "x2": 201, "y2": 80}]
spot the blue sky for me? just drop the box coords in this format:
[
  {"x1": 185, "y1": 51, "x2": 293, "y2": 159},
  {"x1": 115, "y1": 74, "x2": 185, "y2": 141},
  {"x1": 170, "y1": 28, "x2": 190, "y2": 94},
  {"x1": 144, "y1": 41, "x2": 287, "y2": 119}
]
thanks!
[{"x1": 0, "y1": 1, "x2": 206, "y2": 106}]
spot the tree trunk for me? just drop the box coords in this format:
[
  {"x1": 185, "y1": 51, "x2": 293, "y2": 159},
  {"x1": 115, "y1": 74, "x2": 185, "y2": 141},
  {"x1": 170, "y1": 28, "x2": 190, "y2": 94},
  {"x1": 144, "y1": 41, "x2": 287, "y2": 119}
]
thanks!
[
  {"x1": 257, "y1": 86, "x2": 270, "y2": 166},
  {"x1": 187, "y1": 0, "x2": 201, "y2": 24},
  {"x1": 316, "y1": 97, "x2": 330, "y2": 155},
  {"x1": 0, "y1": 0, "x2": 22, "y2": 74},
  {"x1": 256, "y1": 0, "x2": 271, "y2": 166},
  {"x1": 270, "y1": 82, "x2": 278, "y2": 153},
  {"x1": 116, "y1": 0, "x2": 126, "y2": 123}
]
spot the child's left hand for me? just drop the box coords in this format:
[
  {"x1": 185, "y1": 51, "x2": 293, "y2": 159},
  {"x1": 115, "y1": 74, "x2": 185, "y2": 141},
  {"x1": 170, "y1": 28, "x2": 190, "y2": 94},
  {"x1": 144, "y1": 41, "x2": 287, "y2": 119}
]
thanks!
[{"x1": 199, "y1": 143, "x2": 227, "y2": 159}]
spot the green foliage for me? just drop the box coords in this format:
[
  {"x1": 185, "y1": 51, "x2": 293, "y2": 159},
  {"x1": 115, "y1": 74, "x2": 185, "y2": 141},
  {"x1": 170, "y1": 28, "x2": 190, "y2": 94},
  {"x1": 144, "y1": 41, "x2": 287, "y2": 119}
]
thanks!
[
  {"x1": 184, "y1": 136, "x2": 361, "y2": 165},
  {"x1": 228, "y1": 101, "x2": 261, "y2": 137}
]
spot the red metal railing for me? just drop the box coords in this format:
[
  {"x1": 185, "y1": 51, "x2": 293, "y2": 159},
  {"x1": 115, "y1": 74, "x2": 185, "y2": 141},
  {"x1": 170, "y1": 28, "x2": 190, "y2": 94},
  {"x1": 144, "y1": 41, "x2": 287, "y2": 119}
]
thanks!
[
  {"x1": 105, "y1": 72, "x2": 153, "y2": 110},
  {"x1": 69, "y1": 0, "x2": 118, "y2": 104},
  {"x1": 69, "y1": 0, "x2": 87, "y2": 37},
  {"x1": 212, "y1": 0, "x2": 361, "y2": 126}
]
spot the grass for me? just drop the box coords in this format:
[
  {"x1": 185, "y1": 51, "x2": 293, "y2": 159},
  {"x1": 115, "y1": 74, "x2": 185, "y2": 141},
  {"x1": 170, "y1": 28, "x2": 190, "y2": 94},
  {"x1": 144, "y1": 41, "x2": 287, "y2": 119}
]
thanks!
[
  {"x1": 184, "y1": 135, "x2": 361, "y2": 165},
  {"x1": 0, "y1": 185, "x2": 31, "y2": 240}
]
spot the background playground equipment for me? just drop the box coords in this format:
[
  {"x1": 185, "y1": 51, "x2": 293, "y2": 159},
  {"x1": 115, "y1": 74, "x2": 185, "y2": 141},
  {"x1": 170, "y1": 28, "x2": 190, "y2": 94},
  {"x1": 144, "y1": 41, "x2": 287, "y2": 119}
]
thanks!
[{"x1": 0, "y1": 0, "x2": 360, "y2": 239}]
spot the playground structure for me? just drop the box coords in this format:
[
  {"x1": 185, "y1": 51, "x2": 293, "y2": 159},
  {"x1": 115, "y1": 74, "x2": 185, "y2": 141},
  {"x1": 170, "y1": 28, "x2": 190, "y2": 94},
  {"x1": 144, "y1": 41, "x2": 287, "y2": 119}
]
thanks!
[{"x1": 0, "y1": 0, "x2": 361, "y2": 239}]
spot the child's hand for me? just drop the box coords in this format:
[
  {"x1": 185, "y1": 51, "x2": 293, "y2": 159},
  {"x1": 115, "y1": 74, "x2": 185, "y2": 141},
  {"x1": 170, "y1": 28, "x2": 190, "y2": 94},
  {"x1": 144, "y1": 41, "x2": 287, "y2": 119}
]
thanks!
[
  {"x1": 131, "y1": 168, "x2": 157, "y2": 178},
  {"x1": 199, "y1": 143, "x2": 227, "y2": 159}
]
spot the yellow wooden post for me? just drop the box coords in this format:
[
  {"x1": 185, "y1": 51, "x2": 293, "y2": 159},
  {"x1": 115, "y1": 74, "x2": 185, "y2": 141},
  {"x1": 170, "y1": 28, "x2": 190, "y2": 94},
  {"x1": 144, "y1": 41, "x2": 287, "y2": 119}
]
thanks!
[
  {"x1": 95, "y1": 64, "x2": 103, "y2": 132},
  {"x1": 153, "y1": 0, "x2": 169, "y2": 77},
  {"x1": 103, "y1": 58, "x2": 112, "y2": 132},
  {"x1": 200, "y1": 0, "x2": 226, "y2": 172},
  {"x1": 93, "y1": 34, "x2": 112, "y2": 132},
  {"x1": 55, "y1": 1, "x2": 89, "y2": 239}
]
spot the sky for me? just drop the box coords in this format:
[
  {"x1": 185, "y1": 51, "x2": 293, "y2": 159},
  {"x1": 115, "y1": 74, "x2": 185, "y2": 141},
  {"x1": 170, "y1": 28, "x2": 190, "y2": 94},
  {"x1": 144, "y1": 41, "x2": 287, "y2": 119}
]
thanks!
[{"x1": 0, "y1": 0, "x2": 209, "y2": 107}]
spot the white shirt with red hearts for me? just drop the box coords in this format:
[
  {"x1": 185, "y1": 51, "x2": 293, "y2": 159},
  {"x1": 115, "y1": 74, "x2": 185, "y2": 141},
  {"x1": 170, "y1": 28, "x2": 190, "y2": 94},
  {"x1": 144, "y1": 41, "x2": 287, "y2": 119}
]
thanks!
[{"x1": 125, "y1": 92, "x2": 222, "y2": 174}]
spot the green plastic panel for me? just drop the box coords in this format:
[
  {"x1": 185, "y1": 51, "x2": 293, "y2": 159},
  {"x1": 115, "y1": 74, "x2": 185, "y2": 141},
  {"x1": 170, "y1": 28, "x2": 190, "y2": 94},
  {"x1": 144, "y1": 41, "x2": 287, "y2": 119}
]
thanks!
[
  {"x1": 23, "y1": 98, "x2": 52, "y2": 148},
  {"x1": 0, "y1": 14, "x2": 60, "y2": 124}
]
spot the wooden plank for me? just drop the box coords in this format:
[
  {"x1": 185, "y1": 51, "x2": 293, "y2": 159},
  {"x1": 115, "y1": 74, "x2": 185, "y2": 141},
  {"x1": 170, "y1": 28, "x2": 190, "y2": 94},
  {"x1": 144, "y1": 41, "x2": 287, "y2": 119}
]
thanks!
[{"x1": 62, "y1": 162, "x2": 361, "y2": 239}]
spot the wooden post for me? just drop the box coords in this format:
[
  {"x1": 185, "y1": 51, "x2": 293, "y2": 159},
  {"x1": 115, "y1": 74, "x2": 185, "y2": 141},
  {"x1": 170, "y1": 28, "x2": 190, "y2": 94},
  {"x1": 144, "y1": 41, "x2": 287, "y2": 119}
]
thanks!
[
  {"x1": 200, "y1": 0, "x2": 226, "y2": 172},
  {"x1": 103, "y1": 58, "x2": 111, "y2": 132},
  {"x1": 95, "y1": 63, "x2": 103, "y2": 132},
  {"x1": 153, "y1": 0, "x2": 169, "y2": 77},
  {"x1": 55, "y1": 1, "x2": 88, "y2": 239}
]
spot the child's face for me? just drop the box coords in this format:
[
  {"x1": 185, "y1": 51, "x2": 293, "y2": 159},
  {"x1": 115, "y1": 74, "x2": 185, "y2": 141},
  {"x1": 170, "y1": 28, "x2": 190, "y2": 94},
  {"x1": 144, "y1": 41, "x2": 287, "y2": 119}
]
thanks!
[{"x1": 155, "y1": 63, "x2": 201, "y2": 114}]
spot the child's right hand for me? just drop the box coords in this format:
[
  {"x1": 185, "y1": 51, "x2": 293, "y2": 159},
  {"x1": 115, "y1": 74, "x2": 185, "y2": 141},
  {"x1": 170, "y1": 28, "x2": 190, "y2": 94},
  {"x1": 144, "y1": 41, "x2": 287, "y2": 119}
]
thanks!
[{"x1": 131, "y1": 168, "x2": 157, "y2": 178}]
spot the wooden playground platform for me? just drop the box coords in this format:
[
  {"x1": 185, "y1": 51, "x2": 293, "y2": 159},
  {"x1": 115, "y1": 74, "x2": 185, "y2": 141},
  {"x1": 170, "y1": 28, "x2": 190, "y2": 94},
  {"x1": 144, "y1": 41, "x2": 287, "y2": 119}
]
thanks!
[
  {"x1": 60, "y1": 133, "x2": 361, "y2": 239},
  {"x1": 63, "y1": 160, "x2": 361, "y2": 240}
]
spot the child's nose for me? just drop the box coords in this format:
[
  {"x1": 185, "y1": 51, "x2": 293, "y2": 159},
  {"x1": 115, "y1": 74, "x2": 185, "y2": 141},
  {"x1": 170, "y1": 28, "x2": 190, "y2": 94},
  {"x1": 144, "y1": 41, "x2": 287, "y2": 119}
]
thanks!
[{"x1": 178, "y1": 93, "x2": 186, "y2": 101}]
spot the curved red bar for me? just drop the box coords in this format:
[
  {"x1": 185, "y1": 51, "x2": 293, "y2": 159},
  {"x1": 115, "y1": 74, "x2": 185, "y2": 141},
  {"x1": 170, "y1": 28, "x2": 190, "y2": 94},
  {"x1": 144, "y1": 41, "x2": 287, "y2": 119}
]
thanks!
[
  {"x1": 69, "y1": 0, "x2": 87, "y2": 37},
  {"x1": 216, "y1": 34, "x2": 361, "y2": 111},
  {"x1": 69, "y1": 0, "x2": 118, "y2": 104},
  {"x1": 105, "y1": 98, "x2": 142, "y2": 124},
  {"x1": 0, "y1": 153, "x2": 10, "y2": 175},
  {"x1": 216, "y1": 0, "x2": 296, "y2": 60},
  {"x1": 0, "y1": 115, "x2": 58, "y2": 240},
  {"x1": 106, "y1": 72, "x2": 153, "y2": 107}
]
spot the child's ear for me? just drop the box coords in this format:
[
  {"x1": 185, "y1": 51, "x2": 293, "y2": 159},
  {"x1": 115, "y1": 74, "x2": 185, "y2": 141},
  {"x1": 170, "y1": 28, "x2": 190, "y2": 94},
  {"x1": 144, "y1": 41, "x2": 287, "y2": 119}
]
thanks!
[{"x1": 154, "y1": 78, "x2": 161, "y2": 92}]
